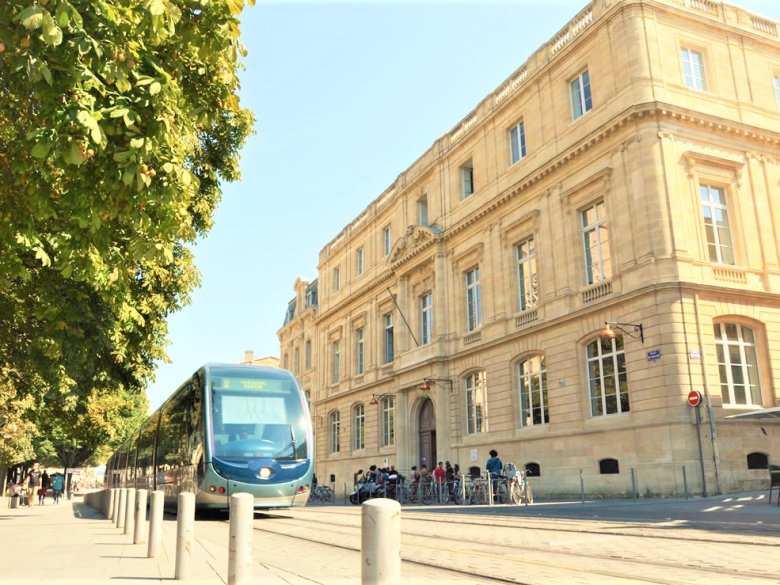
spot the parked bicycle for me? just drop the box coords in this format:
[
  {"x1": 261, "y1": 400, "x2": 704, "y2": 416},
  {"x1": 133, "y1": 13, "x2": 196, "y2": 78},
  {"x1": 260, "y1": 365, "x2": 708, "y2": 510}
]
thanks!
[
  {"x1": 309, "y1": 484, "x2": 334, "y2": 503},
  {"x1": 502, "y1": 463, "x2": 533, "y2": 505}
]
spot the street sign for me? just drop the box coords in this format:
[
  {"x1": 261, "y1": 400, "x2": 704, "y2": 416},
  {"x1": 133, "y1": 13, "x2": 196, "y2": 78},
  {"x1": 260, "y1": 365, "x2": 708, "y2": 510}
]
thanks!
[{"x1": 687, "y1": 390, "x2": 702, "y2": 407}]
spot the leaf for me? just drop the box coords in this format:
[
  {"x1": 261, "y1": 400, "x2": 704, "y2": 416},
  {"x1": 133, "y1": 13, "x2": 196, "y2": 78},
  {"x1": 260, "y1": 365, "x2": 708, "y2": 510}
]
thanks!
[
  {"x1": 113, "y1": 151, "x2": 133, "y2": 163},
  {"x1": 109, "y1": 107, "x2": 129, "y2": 118},
  {"x1": 116, "y1": 77, "x2": 132, "y2": 93},
  {"x1": 40, "y1": 62, "x2": 53, "y2": 85},
  {"x1": 129, "y1": 137, "x2": 145, "y2": 149},
  {"x1": 64, "y1": 142, "x2": 84, "y2": 166},
  {"x1": 16, "y1": 5, "x2": 46, "y2": 30},
  {"x1": 41, "y1": 14, "x2": 63, "y2": 47},
  {"x1": 149, "y1": 81, "x2": 161, "y2": 95},
  {"x1": 31, "y1": 141, "x2": 52, "y2": 159},
  {"x1": 35, "y1": 247, "x2": 52, "y2": 267},
  {"x1": 147, "y1": 0, "x2": 165, "y2": 16}
]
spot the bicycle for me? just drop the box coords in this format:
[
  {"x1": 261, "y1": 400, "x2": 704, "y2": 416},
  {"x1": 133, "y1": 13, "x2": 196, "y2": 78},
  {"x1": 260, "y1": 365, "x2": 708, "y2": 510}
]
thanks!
[
  {"x1": 465, "y1": 476, "x2": 488, "y2": 504},
  {"x1": 309, "y1": 484, "x2": 334, "y2": 503},
  {"x1": 502, "y1": 463, "x2": 533, "y2": 505}
]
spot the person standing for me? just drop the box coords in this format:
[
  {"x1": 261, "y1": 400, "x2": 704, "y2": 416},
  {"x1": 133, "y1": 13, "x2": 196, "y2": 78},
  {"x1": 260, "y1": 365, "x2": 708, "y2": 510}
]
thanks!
[
  {"x1": 52, "y1": 474, "x2": 65, "y2": 504},
  {"x1": 485, "y1": 449, "x2": 503, "y2": 498},
  {"x1": 27, "y1": 463, "x2": 41, "y2": 508}
]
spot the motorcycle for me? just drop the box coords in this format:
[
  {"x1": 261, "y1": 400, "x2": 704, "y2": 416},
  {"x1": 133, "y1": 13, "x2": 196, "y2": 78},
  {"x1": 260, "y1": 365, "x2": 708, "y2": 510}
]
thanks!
[{"x1": 349, "y1": 477, "x2": 378, "y2": 504}]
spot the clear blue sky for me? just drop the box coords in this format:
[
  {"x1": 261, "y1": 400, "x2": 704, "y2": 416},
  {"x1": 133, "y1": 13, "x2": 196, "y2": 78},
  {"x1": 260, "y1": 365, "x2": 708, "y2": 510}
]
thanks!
[{"x1": 145, "y1": 0, "x2": 780, "y2": 412}]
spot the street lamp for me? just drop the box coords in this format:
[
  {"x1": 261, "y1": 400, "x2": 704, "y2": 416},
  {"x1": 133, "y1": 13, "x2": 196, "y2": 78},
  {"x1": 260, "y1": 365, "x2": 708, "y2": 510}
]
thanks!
[
  {"x1": 369, "y1": 393, "x2": 392, "y2": 405},
  {"x1": 602, "y1": 321, "x2": 644, "y2": 343},
  {"x1": 418, "y1": 378, "x2": 454, "y2": 392}
]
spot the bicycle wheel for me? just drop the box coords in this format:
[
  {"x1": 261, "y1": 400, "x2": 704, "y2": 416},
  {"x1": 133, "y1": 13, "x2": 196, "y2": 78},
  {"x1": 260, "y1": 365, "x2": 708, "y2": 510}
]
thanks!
[
  {"x1": 510, "y1": 481, "x2": 522, "y2": 505},
  {"x1": 495, "y1": 482, "x2": 508, "y2": 504},
  {"x1": 523, "y1": 483, "x2": 534, "y2": 505},
  {"x1": 451, "y1": 483, "x2": 462, "y2": 505},
  {"x1": 421, "y1": 484, "x2": 433, "y2": 505}
]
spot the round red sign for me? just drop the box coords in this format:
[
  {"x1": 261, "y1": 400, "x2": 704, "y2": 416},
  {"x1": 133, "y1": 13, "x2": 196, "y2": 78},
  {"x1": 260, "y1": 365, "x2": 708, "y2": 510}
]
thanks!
[{"x1": 687, "y1": 390, "x2": 702, "y2": 407}]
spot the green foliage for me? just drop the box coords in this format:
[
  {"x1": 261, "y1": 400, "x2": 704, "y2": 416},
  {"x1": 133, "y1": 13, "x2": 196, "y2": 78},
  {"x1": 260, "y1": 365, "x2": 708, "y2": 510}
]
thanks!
[
  {"x1": 0, "y1": 0, "x2": 254, "y2": 461},
  {"x1": 0, "y1": 369, "x2": 36, "y2": 468}
]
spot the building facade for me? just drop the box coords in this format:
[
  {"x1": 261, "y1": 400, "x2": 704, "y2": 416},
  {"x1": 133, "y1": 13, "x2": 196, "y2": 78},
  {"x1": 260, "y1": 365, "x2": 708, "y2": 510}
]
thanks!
[{"x1": 278, "y1": 0, "x2": 780, "y2": 497}]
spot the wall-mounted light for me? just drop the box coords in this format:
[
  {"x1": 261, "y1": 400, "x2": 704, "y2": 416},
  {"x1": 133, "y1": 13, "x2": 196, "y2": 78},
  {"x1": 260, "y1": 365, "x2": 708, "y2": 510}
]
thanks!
[
  {"x1": 602, "y1": 321, "x2": 644, "y2": 343},
  {"x1": 369, "y1": 393, "x2": 392, "y2": 405},
  {"x1": 419, "y1": 378, "x2": 454, "y2": 392}
]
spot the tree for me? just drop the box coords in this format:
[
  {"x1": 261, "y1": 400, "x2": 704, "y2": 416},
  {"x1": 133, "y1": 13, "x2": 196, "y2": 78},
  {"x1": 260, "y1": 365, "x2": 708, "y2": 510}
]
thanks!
[
  {"x1": 0, "y1": 0, "x2": 254, "y2": 453},
  {"x1": 0, "y1": 368, "x2": 37, "y2": 492}
]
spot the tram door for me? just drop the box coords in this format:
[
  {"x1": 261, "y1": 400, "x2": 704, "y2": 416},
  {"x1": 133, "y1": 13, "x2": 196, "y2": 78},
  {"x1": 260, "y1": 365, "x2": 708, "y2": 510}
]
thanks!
[{"x1": 418, "y1": 398, "x2": 436, "y2": 469}]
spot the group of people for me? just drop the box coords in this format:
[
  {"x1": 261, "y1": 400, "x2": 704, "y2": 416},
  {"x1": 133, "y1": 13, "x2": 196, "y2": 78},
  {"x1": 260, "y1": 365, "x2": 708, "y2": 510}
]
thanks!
[{"x1": 7, "y1": 462, "x2": 66, "y2": 506}]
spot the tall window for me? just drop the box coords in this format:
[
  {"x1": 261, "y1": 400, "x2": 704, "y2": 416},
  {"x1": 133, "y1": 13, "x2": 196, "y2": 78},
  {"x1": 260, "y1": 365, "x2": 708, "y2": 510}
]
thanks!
[
  {"x1": 333, "y1": 267, "x2": 340, "y2": 292},
  {"x1": 681, "y1": 47, "x2": 707, "y2": 91},
  {"x1": 420, "y1": 292, "x2": 433, "y2": 345},
  {"x1": 382, "y1": 226, "x2": 392, "y2": 256},
  {"x1": 331, "y1": 340, "x2": 340, "y2": 384},
  {"x1": 353, "y1": 404, "x2": 365, "y2": 450},
  {"x1": 515, "y1": 238, "x2": 538, "y2": 310},
  {"x1": 418, "y1": 196, "x2": 429, "y2": 226},
  {"x1": 774, "y1": 76, "x2": 780, "y2": 111},
  {"x1": 587, "y1": 336, "x2": 629, "y2": 416},
  {"x1": 294, "y1": 347, "x2": 300, "y2": 374},
  {"x1": 714, "y1": 323, "x2": 761, "y2": 407},
  {"x1": 518, "y1": 355, "x2": 548, "y2": 426},
  {"x1": 570, "y1": 69, "x2": 592, "y2": 120},
  {"x1": 355, "y1": 328, "x2": 365, "y2": 375},
  {"x1": 329, "y1": 411, "x2": 340, "y2": 453},
  {"x1": 465, "y1": 267, "x2": 482, "y2": 331},
  {"x1": 356, "y1": 248, "x2": 364, "y2": 276},
  {"x1": 381, "y1": 396, "x2": 395, "y2": 447},
  {"x1": 305, "y1": 339, "x2": 312, "y2": 370},
  {"x1": 581, "y1": 201, "x2": 611, "y2": 285},
  {"x1": 465, "y1": 371, "x2": 488, "y2": 434},
  {"x1": 700, "y1": 184, "x2": 735, "y2": 265},
  {"x1": 461, "y1": 160, "x2": 474, "y2": 198},
  {"x1": 509, "y1": 121, "x2": 527, "y2": 164},
  {"x1": 383, "y1": 313, "x2": 394, "y2": 363}
]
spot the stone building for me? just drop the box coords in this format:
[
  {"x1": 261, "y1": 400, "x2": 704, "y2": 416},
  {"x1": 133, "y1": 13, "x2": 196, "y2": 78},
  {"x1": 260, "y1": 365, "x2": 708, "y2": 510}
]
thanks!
[{"x1": 278, "y1": 0, "x2": 780, "y2": 497}]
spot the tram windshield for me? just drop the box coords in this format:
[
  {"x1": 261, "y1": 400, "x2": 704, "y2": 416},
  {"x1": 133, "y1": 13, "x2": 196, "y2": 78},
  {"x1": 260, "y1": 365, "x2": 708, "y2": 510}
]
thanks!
[{"x1": 209, "y1": 371, "x2": 308, "y2": 463}]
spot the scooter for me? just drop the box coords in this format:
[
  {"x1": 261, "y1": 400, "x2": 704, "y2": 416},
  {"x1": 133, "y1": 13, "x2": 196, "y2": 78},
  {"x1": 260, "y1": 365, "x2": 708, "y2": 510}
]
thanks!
[{"x1": 349, "y1": 477, "x2": 378, "y2": 504}]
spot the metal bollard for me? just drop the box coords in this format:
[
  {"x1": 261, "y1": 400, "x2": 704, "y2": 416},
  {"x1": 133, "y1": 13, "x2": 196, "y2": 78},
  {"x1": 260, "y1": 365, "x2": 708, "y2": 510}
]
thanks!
[
  {"x1": 229, "y1": 493, "x2": 254, "y2": 585},
  {"x1": 361, "y1": 498, "x2": 401, "y2": 585},
  {"x1": 116, "y1": 488, "x2": 127, "y2": 529},
  {"x1": 124, "y1": 488, "x2": 136, "y2": 535},
  {"x1": 175, "y1": 492, "x2": 195, "y2": 580},
  {"x1": 134, "y1": 489, "x2": 148, "y2": 544},
  {"x1": 147, "y1": 490, "x2": 164, "y2": 558}
]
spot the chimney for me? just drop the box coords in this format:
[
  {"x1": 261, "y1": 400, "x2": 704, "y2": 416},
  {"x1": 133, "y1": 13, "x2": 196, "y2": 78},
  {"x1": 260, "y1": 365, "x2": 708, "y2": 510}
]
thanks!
[{"x1": 244, "y1": 349, "x2": 254, "y2": 364}]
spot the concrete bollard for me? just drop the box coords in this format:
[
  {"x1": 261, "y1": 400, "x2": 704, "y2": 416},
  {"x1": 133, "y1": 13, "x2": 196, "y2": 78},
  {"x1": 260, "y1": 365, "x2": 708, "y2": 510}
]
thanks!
[
  {"x1": 361, "y1": 498, "x2": 401, "y2": 585},
  {"x1": 124, "y1": 488, "x2": 136, "y2": 536},
  {"x1": 147, "y1": 490, "x2": 164, "y2": 558},
  {"x1": 175, "y1": 492, "x2": 195, "y2": 580},
  {"x1": 228, "y1": 493, "x2": 255, "y2": 585},
  {"x1": 116, "y1": 488, "x2": 127, "y2": 529},
  {"x1": 134, "y1": 489, "x2": 148, "y2": 544},
  {"x1": 109, "y1": 488, "x2": 117, "y2": 521}
]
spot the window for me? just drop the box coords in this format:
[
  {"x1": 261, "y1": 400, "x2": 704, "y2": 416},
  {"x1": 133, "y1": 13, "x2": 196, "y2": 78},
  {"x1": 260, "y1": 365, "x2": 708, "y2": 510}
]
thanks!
[
  {"x1": 381, "y1": 396, "x2": 395, "y2": 447},
  {"x1": 461, "y1": 160, "x2": 474, "y2": 198},
  {"x1": 331, "y1": 340, "x2": 340, "y2": 384},
  {"x1": 356, "y1": 248, "x2": 364, "y2": 276},
  {"x1": 355, "y1": 328, "x2": 364, "y2": 375},
  {"x1": 518, "y1": 355, "x2": 548, "y2": 426},
  {"x1": 353, "y1": 404, "x2": 365, "y2": 450},
  {"x1": 774, "y1": 76, "x2": 780, "y2": 111},
  {"x1": 383, "y1": 313, "x2": 394, "y2": 363},
  {"x1": 681, "y1": 47, "x2": 707, "y2": 91},
  {"x1": 305, "y1": 282, "x2": 318, "y2": 308},
  {"x1": 294, "y1": 347, "x2": 300, "y2": 374},
  {"x1": 599, "y1": 458, "x2": 620, "y2": 474},
  {"x1": 420, "y1": 292, "x2": 433, "y2": 345},
  {"x1": 283, "y1": 353, "x2": 288, "y2": 370},
  {"x1": 333, "y1": 267, "x2": 340, "y2": 292},
  {"x1": 305, "y1": 339, "x2": 312, "y2": 370},
  {"x1": 714, "y1": 323, "x2": 761, "y2": 407},
  {"x1": 570, "y1": 69, "x2": 592, "y2": 120},
  {"x1": 465, "y1": 267, "x2": 482, "y2": 331},
  {"x1": 581, "y1": 201, "x2": 611, "y2": 285},
  {"x1": 747, "y1": 452, "x2": 768, "y2": 470},
  {"x1": 382, "y1": 226, "x2": 392, "y2": 256},
  {"x1": 304, "y1": 390, "x2": 311, "y2": 411},
  {"x1": 515, "y1": 238, "x2": 538, "y2": 310},
  {"x1": 587, "y1": 336, "x2": 629, "y2": 416},
  {"x1": 418, "y1": 196, "x2": 429, "y2": 226},
  {"x1": 700, "y1": 184, "x2": 735, "y2": 265},
  {"x1": 509, "y1": 121, "x2": 527, "y2": 164},
  {"x1": 329, "y1": 411, "x2": 340, "y2": 453},
  {"x1": 465, "y1": 371, "x2": 488, "y2": 434}
]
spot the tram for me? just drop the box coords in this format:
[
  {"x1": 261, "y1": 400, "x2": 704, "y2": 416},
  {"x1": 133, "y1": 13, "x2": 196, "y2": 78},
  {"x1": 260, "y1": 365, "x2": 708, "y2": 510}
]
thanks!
[{"x1": 105, "y1": 364, "x2": 313, "y2": 509}]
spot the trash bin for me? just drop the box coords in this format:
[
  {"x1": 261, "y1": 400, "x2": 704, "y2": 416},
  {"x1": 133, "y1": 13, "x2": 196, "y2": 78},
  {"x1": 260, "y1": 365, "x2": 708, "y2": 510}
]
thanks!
[{"x1": 10, "y1": 495, "x2": 19, "y2": 509}]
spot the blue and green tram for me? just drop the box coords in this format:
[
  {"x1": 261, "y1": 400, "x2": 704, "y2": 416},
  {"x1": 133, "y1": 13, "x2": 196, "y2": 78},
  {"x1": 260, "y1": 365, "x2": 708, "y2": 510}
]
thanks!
[{"x1": 105, "y1": 364, "x2": 313, "y2": 509}]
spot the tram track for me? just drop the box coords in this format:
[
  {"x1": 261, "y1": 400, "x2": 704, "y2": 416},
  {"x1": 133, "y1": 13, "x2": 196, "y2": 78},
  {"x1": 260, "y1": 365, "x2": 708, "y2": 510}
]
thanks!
[{"x1": 251, "y1": 508, "x2": 780, "y2": 584}]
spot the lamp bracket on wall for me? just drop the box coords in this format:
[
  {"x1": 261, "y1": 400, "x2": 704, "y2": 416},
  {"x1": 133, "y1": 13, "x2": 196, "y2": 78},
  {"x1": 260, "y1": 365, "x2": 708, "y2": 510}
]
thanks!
[
  {"x1": 603, "y1": 321, "x2": 644, "y2": 343},
  {"x1": 418, "y1": 378, "x2": 454, "y2": 392}
]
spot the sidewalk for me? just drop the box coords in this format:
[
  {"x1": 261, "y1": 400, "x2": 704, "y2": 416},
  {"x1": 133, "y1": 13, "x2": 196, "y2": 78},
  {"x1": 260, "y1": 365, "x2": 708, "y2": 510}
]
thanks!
[{"x1": 0, "y1": 494, "x2": 230, "y2": 584}]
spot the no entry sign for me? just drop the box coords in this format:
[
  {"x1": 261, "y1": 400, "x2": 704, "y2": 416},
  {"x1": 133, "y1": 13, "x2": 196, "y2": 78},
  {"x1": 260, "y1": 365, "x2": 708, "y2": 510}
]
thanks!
[{"x1": 687, "y1": 390, "x2": 702, "y2": 407}]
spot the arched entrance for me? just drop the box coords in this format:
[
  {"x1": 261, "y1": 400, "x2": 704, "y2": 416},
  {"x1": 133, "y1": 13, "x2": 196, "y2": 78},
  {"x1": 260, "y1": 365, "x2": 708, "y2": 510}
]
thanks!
[{"x1": 418, "y1": 398, "x2": 436, "y2": 470}]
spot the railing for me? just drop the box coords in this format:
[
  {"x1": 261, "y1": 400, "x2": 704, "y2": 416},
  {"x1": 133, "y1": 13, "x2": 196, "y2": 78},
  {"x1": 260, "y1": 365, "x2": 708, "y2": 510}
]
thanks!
[
  {"x1": 550, "y1": 6, "x2": 594, "y2": 55},
  {"x1": 494, "y1": 68, "x2": 528, "y2": 105},
  {"x1": 463, "y1": 330, "x2": 482, "y2": 345},
  {"x1": 684, "y1": 0, "x2": 720, "y2": 17},
  {"x1": 515, "y1": 308, "x2": 538, "y2": 328},
  {"x1": 582, "y1": 280, "x2": 612, "y2": 304},
  {"x1": 712, "y1": 266, "x2": 747, "y2": 284},
  {"x1": 450, "y1": 113, "x2": 479, "y2": 145},
  {"x1": 751, "y1": 16, "x2": 778, "y2": 37}
]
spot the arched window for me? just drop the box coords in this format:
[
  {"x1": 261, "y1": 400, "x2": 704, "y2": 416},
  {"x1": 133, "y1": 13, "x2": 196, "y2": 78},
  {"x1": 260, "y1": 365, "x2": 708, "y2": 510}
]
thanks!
[
  {"x1": 465, "y1": 371, "x2": 488, "y2": 434},
  {"x1": 517, "y1": 355, "x2": 548, "y2": 426},
  {"x1": 599, "y1": 458, "x2": 620, "y2": 474},
  {"x1": 714, "y1": 323, "x2": 761, "y2": 407},
  {"x1": 328, "y1": 411, "x2": 340, "y2": 453},
  {"x1": 525, "y1": 462, "x2": 541, "y2": 477},
  {"x1": 747, "y1": 452, "x2": 768, "y2": 470},
  {"x1": 353, "y1": 404, "x2": 365, "y2": 450},
  {"x1": 587, "y1": 336, "x2": 629, "y2": 416}
]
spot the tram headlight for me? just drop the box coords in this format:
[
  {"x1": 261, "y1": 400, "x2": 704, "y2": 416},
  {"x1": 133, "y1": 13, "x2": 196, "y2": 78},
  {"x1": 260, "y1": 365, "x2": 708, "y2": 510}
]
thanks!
[{"x1": 258, "y1": 467, "x2": 272, "y2": 479}]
